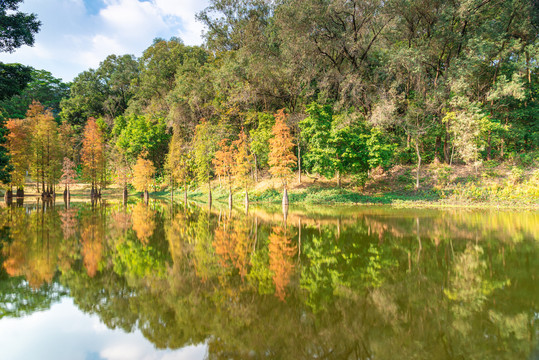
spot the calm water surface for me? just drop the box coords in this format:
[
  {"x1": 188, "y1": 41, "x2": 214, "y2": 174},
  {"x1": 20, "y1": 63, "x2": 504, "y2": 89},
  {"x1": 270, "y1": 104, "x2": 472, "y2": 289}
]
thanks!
[{"x1": 0, "y1": 199, "x2": 537, "y2": 359}]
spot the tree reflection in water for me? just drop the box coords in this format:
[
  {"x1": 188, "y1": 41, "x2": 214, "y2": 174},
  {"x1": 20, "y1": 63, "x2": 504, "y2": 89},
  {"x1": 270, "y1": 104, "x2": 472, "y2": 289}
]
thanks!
[{"x1": 0, "y1": 200, "x2": 537, "y2": 359}]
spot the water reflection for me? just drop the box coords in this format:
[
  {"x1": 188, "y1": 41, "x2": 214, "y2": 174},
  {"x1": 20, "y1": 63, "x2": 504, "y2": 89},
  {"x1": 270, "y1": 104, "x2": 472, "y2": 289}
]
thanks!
[{"x1": 0, "y1": 200, "x2": 537, "y2": 359}]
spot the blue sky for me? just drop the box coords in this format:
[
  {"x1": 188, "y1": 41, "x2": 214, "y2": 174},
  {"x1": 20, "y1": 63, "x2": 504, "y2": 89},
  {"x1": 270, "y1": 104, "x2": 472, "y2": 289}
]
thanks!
[{"x1": 0, "y1": 0, "x2": 210, "y2": 82}]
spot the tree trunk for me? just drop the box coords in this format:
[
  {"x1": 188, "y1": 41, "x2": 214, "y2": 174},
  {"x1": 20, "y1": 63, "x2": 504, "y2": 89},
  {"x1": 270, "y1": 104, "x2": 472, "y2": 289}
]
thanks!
[
  {"x1": 228, "y1": 188, "x2": 233, "y2": 210},
  {"x1": 415, "y1": 140, "x2": 421, "y2": 191},
  {"x1": 123, "y1": 186, "x2": 128, "y2": 203},
  {"x1": 282, "y1": 187, "x2": 289, "y2": 206},
  {"x1": 298, "y1": 145, "x2": 301, "y2": 184},
  {"x1": 443, "y1": 129, "x2": 450, "y2": 163},
  {"x1": 337, "y1": 170, "x2": 341, "y2": 188},
  {"x1": 144, "y1": 190, "x2": 149, "y2": 204},
  {"x1": 16, "y1": 188, "x2": 24, "y2": 198},
  {"x1": 254, "y1": 154, "x2": 258, "y2": 183},
  {"x1": 434, "y1": 136, "x2": 441, "y2": 162},
  {"x1": 487, "y1": 131, "x2": 492, "y2": 160},
  {"x1": 244, "y1": 189, "x2": 249, "y2": 211},
  {"x1": 184, "y1": 182, "x2": 188, "y2": 205},
  {"x1": 5, "y1": 191, "x2": 12, "y2": 205},
  {"x1": 208, "y1": 181, "x2": 212, "y2": 208}
]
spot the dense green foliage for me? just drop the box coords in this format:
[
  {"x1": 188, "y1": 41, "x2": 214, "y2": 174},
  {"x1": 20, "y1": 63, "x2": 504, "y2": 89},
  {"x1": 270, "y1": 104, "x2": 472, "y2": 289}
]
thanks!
[
  {"x1": 0, "y1": 0, "x2": 42, "y2": 185},
  {"x1": 1, "y1": 0, "x2": 538, "y2": 194},
  {"x1": 0, "y1": 69, "x2": 68, "y2": 118}
]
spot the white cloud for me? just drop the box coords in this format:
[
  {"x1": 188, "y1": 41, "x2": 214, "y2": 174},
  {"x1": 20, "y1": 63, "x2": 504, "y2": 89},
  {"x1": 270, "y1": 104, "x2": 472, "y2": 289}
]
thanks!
[
  {"x1": 0, "y1": 0, "x2": 210, "y2": 82},
  {"x1": 0, "y1": 298, "x2": 208, "y2": 360}
]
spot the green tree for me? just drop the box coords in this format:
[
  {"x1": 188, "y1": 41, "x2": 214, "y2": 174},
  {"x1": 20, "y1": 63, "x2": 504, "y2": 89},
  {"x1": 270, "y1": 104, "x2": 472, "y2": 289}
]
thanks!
[
  {"x1": 0, "y1": 0, "x2": 40, "y2": 53},
  {"x1": 300, "y1": 103, "x2": 370, "y2": 186},
  {"x1": 193, "y1": 119, "x2": 216, "y2": 204},
  {"x1": 0, "y1": 68, "x2": 69, "y2": 119},
  {"x1": 60, "y1": 54, "x2": 139, "y2": 128},
  {"x1": 113, "y1": 114, "x2": 169, "y2": 170},
  {"x1": 249, "y1": 112, "x2": 274, "y2": 182}
]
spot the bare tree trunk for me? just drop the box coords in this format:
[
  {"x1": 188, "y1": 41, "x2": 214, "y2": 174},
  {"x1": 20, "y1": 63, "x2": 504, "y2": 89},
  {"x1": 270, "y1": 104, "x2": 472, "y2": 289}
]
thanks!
[
  {"x1": 487, "y1": 131, "x2": 492, "y2": 160},
  {"x1": 337, "y1": 170, "x2": 341, "y2": 188},
  {"x1": 434, "y1": 136, "x2": 441, "y2": 162},
  {"x1": 208, "y1": 179, "x2": 212, "y2": 208},
  {"x1": 415, "y1": 140, "x2": 421, "y2": 190},
  {"x1": 297, "y1": 145, "x2": 301, "y2": 184},
  {"x1": 254, "y1": 154, "x2": 258, "y2": 183},
  {"x1": 244, "y1": 189, "x2": 249, "y2": 213}
]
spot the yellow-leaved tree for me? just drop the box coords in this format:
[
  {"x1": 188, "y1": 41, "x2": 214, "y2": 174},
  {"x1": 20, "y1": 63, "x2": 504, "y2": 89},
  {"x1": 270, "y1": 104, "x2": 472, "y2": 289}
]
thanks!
[
  {"x1": 6, "y1": 118, "x2": 30, "y2": 195},
  {"x1": 233, "y1": 127, "x2": 253, "y2": 207},
  {"x1": 268, "y1": 109, "x2": 296, "y2": 205},
  {"x1": 213, "y1": 138, "x2": 235, "y2": 207},
  {"x1": 132, "y1": 154, "x2": 155, "y2": 201},
  {"x1": 26, "y1": 101, "x2": 61, "y2": 196}
]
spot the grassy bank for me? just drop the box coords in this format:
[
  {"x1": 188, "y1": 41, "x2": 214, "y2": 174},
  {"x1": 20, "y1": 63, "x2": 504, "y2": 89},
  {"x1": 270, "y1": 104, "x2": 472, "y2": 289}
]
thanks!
[
  {"x1": 5, "y1": 162, "x2": 537, "y2": 210},
  {"x1": 183, "y1": 162, "x2": 539, "y2": 209}
]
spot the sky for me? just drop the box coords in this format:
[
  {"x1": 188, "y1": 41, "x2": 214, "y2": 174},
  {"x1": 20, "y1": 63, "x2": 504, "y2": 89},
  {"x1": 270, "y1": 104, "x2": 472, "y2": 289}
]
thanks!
[
  {"x1": 0, "y1": 0, "x2": 211, "y2": 82},
  {"x1": 0, "y1": 297, "x2": 208, "y2": 360}
]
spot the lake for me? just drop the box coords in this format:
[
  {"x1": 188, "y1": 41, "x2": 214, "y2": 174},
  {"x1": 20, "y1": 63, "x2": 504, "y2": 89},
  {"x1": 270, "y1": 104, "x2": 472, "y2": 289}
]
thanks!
[{"x1": 0, "y1": 199, "x2": 537, "y2": 359}]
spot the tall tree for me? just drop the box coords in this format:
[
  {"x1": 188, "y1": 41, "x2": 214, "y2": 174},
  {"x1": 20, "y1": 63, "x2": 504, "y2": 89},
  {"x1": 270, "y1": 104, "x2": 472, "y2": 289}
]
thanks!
[
  {"x1": 26, "y1": 101, "x2": 60, "y2": 195},
  {"x1": 213, "y1": 137, "x2": 235, "y2": 206},
  {"x1": 60, "y1": 157, "x2": 76, "y2": 197},
  {"x1": 132, "y1": 154, "x2": 155, "y2": 200},
  {"x1": 249, "y1": 112, "x2": 274, "y2": 182},
  {"x1": 165, "y1": 128, "x2": 191, "y2": 203},
  {"x1": 81, "y1": 117, "x2": 105, "y2": 196},
  {"x1": 193, "y1": 119, "x2": 216, "y2": 205},
  {"x1": 233, "y1": 127, "x2": 253, "y2": 205},
  {"x1": 5, "y1": 117, "x2": 29, "y2": 191},
  {"x1": 268, "y1": 109, "x2": 296, "y2": 204}
]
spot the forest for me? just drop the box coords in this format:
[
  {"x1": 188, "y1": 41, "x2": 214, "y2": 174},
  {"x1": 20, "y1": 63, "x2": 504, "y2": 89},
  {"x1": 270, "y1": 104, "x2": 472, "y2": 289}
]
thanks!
[{"x1": 0, "y1": 0, "x2": 538, "y2": 203}]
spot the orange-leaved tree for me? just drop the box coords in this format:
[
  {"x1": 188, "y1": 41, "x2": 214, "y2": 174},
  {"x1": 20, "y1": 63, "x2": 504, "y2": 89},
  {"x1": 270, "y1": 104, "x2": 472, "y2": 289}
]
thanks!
[
  {"x1": 6, "y1": 118, "x2": 30, "y2": 192},
  {"x1": 213, "y1": 138, "x2": 235, "y2": 206},
  {"x1": 268, "y1": 109, "x2": 296, "y2": 205},
  {"x1": 132, "y1": 153, "x2": 155, "y2": 200},
  {"x1": 81, "y1": 117, "x2": 105, "y2": 196},
  {"x1": 233, "y1": 127, "x2": 253, "y2": 206}
]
